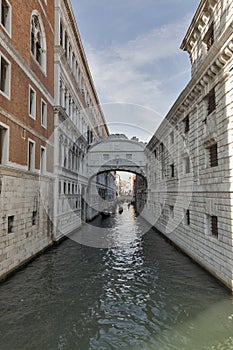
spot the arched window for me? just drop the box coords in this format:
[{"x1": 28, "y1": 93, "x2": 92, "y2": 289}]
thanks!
[{"x1": 30, "y1": 13, "x2": 46, "y2": 71}]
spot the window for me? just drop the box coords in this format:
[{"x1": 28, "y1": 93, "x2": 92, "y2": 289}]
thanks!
[
  {"x1": 184, "y1": 209, "x2": 190, "y2": 226},
  {"x1": 184, "y1": 115, "x2": 189, "y2": 134},
  {"x1": 207, "y1": 88, "x2": 216, "y2": 115},
  {"x1": 40, "y1": 146, "x2": 46, "y2": 174},
  {"x1": 32, "y1": 211, "x2": 37, "y2": 226},
  {"x1": 29, "y1": 86, "x2": 36, "y2": 119},
  {"x1": 41, "y1": 99, "x2": 47, "y2": 127},
  {"x1": 169, "y1": 205, "x2": 174, "y2": 218},
  {"x1": 0, "y1": 123, "x2": 8, "y2": 164},
  {"x1": 154, "y1": 149, "x2": 157, "y2": 158},
  {"x1": 64, "y1": 31, "x2": 68, "y2": 57},
  {"x1": 8, "y1": 215, "x2": 14, "y2": 233},
  {"x1": 211, "y1": 216, "x2": 218, "y2": 237},
  {"x1": 160, "y1": 142, "x2": 164, "y2": 153},
  {"x1": 30, "y1": 14, "x2": 46, "y2": 71},
  {"x1": 209, "y1": 143, "x2": 218, "y2": 167},
  {"x1": 205, "y1": 214, "x2": 218, "y2": 238},
  {"x1": 169, "y1": 131, "x2": 174, "y2": 145},
  {"x1": 0, "y1": 0, "x2": 11, "y2": 36},
  {"x1": 203, "y1": 23, "x2": 214, "y2": 52},
  {"x1": 0, "y1": 52, "x2": 11, "y2": 98},
  {"x1": 28, "y1": 139, "x2": 35, "y2": 171},
  {"x1": 60, "y1": 21, "x2": 63, "y2": 46},
  {"x1": 170, "y1": 163, "x2": 175, "y2": 178},
  {"x1": 184, "y1": 156, "x2": 190, "y2": 174},
  {"x1": 103, "y1": 154, "x2": 109, "y2": 161}
]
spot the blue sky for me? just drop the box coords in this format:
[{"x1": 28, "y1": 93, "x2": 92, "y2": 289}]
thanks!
[{"x1": 70, "y1": 0, "x2": 200, "y2": 141}]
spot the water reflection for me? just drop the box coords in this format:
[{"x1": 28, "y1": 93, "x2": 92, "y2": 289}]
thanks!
[{"x1": 0, "y1": 204, "x2": 232, "y2": 350}]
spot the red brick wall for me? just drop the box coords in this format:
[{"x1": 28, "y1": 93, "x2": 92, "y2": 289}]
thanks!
[{"x1": 0, "y1": 0, "x2": 54, "y2": 172}]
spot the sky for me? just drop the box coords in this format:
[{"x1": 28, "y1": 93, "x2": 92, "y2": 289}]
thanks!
[{"x1": 70, "y1": 0, "x2": 200, "y2": 142}]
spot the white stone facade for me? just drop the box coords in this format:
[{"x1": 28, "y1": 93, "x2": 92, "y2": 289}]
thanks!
[
  {"x1": 0, "y1": 168, "x2": 53, "y2": 279},
  {"x1": 139, "y1": 0, "x2": 233, "y2": 290},
  {"x1": 53, "y1": 0, "x2": 109, "y2": 239}
]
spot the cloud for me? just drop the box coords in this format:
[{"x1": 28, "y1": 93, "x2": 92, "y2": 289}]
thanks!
[{"x1": 84, "y1": 16, "x2": 192, "y2": 137}]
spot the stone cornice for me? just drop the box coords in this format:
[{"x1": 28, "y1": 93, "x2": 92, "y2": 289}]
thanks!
[
  {"x1": 180, "y1": 0, "x2": 217, "y2": 53},
  {"x1": 147, "y1": 22, "x2": 233, "y2": 150}
]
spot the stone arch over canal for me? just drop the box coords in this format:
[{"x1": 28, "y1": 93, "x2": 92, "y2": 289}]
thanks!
[
  {"x1": 85, "y1": 135, "x2": 148, "y2": 220},
  {"x1": 87, "y1": 135, "x2": 147, "y2": 178}
]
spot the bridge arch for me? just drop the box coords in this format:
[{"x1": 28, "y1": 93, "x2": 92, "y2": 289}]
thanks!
[
  {"x1": 85, "y1": 135, "x2": 148, "y2": 220},
  {"x1": 86, "y1": 135, "x2": 147, "y2": 179}
]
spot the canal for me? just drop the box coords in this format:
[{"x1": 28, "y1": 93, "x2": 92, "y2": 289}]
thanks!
[{"x1": 0, "y1": 204, "x2": 233, "y2": 350}]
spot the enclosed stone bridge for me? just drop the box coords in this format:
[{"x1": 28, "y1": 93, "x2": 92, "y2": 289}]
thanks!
[{"x1": 87, "y1": 135, "x2": 147, "y2": 178}]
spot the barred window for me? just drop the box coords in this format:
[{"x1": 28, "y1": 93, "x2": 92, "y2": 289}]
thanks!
[
  {"x1": 184, "y1": 209, "x2": 190, "y2": 226},
  {"x1": 184, "y1": 115, "x2": 189, "y2": 134},
  {"x1": 170, "y1": 163, "x2": 175, "y2": 178},
  {"x1": 103, "y1": 154, "x2": 109, "y2": 161},
  {"x1": 209, "y1": 143, "x2": 218, "y2": 167},
  {"x1": 211, "y1": 215, "x2": 218, "y2": 237},
  {"x1": 207, "y1": 88, "x2": 216, "y2": 115},
  {"x1": 8, "y1": 215, "x2": 14, "y2": 233}
]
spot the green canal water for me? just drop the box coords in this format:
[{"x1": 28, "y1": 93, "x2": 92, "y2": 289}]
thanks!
[{"x1": 0, "y1": 205, "x2": 233, "y2": 350}]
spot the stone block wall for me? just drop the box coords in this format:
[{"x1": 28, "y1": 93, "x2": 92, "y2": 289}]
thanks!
[{"x1": 0, "y1": 167, "x2": 54, "y2": 279}]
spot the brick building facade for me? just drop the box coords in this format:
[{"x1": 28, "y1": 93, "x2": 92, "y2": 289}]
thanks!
[{"x1": 0, "y1": 0, "x2": 54, "y2": 279}]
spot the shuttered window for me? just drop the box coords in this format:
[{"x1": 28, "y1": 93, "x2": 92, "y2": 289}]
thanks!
[
  {"x1": 207, "y1": 89, "x2": 216, "y2": 115},
  {"x1": 209, "y1": 143, "x2": 218, "y2": 167},
  {"x1": 211, "y1": 216, "x2": 218, "y2": 237}
]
